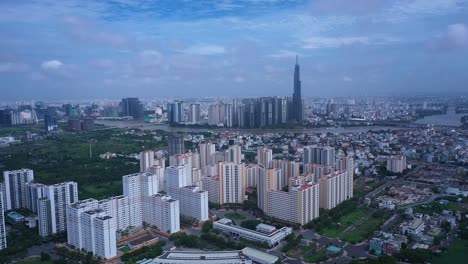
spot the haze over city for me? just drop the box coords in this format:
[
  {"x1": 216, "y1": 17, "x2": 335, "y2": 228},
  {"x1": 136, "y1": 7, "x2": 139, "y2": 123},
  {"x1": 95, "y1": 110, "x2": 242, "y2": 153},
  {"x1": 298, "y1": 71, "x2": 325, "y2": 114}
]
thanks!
[{"x1": 1, "y1": 0, "x2": 468, "y2": 100}]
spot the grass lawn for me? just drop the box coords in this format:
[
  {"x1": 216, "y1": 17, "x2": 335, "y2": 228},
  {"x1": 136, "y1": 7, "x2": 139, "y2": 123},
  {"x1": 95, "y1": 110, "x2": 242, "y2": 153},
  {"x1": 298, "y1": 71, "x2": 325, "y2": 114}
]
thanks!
[
  {"x1": 432, "y1": 239, "x2": 468, "y2": 264},
  {"x1": 224, "y1": 212, "x2": 247, "y2": 220},
  {"x1": 318, "y1": 208, "x2": 369, "y2": 238},
  {"x1": 18, "y1": 257, "x2": 53, "y2": 264},
  {"x1": 341, "y1": 211, "x2": 390, "y2": 243},
  {"x1": 119, "y1": 245, "x2": 131, "y2": 253},
  {"x1": 286, "y1": 243, "x2": 317, "y2": 258},
  {"x1": 303, "y1": 250, "x2": 327, "y2": 263}
]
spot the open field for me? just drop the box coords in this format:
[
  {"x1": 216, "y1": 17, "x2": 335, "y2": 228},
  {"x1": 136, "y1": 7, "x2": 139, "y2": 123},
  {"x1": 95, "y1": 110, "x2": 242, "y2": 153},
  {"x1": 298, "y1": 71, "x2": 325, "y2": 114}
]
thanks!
[
  {"x1": 0, "y1": 128, "x2": 169, "y2": 199},
  {"x1": 319, "y1": 208, "x2": 369, "y2": 238},
  {"x1": 433, "y1": 239, "x2": 468, "y2": 264},
  {"x1": 341, "y1": 211, "x2": 391, "y2": 243}
]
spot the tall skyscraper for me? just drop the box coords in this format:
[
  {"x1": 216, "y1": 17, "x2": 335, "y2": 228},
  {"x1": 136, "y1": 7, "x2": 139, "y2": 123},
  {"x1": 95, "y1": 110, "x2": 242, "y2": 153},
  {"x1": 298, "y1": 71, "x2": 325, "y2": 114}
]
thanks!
[
  {"x1": 168, "y1": 101, "x2": 184, "y2": 123},
  {"x1": 187, "y1": 104, "x2": 201, "y2": 124},
  {"x1": 168, "y1": 135, "x2": 185, "y2": 156},
  {"x1": 44, "y1": 114, "x2": 57, "y2": 132},
  {"x1": 292, "y1": 55, "x2": 303, "y2": 122}
]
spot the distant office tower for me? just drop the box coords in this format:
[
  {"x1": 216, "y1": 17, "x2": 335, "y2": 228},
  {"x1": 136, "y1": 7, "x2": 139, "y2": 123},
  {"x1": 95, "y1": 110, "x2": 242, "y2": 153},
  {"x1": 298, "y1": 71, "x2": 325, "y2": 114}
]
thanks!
[
  {"x1": 219, "y1": 162, "x2": 245, "y2": 205},
  {"x1": 208, "y1": 104, "x2": 225, "y2": 126},
  {"x1": 120, "y1": 97, "x2": 143, "y2": 119},
  {"x1": 81, "y1": 117, "x2": 95, "y2": 131},
  {"x1": 292, "y1": 56, "x2": 303, "y2": 122},
  {"x1": 122, "y1": 173, "x2": 160, "y2": 227},
  {"x1": 386, "y1": 155, "x2": 406, "y2": 173},
  {"x1": 168, "y1": 135, "x2": 185, "y2": 156},
  {"x1": 0, "y1": 191, "x2": 6, "y2": 250},
  {"x1": 225, "y1": 104, "x2": 234, "y2": 127},
  {"x1": 82, "y1": 209, "x2": 117, "y2": 259},
  {"x1": 257, "y1": 147, "x2": 273, "y2": 168},
  {"x1": 188, "y1": 104, "x2": 200, "y2": 124},
  {"x1": 303, "y1": 146, "x2": 336, "y2": 167},
  {"x1": 144, "y1": 194, "x2": 180, "y2": 233},
  {"x1": 267, "y1": 183, "x2": 319, "y2": 225},
  {"x1": 3, "y1": 169, "x2": 34, "y2": 210},
  {"x1": 257, "y1": 168, "x2": 280, "y2": 214},
  {"x1": 165, "y1": 165, "x2": 208, "y2": 221},
  {"x1": 140, "y1": 150, "x2": 155, "y2": 172},
  {"x1": 319, "y1": 171, "x2": 352, "y2": 210},
  {"x1": 44, "y1": 114, "x2": 57, "y2": 132},
  {"x1": 67, "y1": 199, "x2": 100, "y2": 250},
  {"x1": 37, "y1": 182, "x2": 78, "y2": 237},
  {"x1": 168, "y1": 101, "x2": 184, "y2": 123}
]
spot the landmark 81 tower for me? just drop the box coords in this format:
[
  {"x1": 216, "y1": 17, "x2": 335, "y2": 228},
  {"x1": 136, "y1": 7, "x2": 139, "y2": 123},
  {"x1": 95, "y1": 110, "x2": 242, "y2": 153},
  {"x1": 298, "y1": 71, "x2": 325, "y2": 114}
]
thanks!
[{"x1": 292, "y1": 55, "x2": 303, "y2": 122}]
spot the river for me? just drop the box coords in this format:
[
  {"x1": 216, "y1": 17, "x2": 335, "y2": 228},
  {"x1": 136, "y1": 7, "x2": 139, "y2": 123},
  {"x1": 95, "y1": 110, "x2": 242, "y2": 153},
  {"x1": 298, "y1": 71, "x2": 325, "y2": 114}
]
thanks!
[
  {"x1": 415, "y1": 107, "x2": 465, "y2": 127},
  {"x1": 95, "y1": 120, "x2": 407, "y2": 134}
]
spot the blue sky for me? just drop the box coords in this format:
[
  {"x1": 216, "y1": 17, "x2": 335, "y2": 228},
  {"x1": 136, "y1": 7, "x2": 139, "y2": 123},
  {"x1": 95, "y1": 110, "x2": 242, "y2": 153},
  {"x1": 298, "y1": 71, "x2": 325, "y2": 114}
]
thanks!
[{"x1": 1, "y1": 0, "x2": 468, "y2": 100}]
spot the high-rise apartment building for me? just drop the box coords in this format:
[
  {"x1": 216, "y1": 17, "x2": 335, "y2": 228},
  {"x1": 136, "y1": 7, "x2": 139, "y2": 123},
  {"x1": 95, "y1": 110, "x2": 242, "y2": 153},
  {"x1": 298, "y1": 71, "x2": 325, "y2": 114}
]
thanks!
[
  {"x1": 208, "y1": 104, "x2": 225, "y2": 126},
  {"x1": 98, "y1": 195, "x2": 131, "y2": 231},
  {"x1": 67, "y1": 199, "x2": 100, "y2": 250},
  {"x1": 219, "y1": 162, "x2": 245, "y2": 205},
  {"x1": 81, "y1": 209, "x2": 117, "y2": 259},
  {"x1": 140, "y1": 150, "x2": 155, "y2": 172},
  {"x1": 122, "y1": 173, "x2": 160, "y2": 227},
  {"x1": 187, "y1": 104, "x2": 201, "y2": 124},
  {"x1": 257, "y1": 147, "x2": 273, "y2": 168},
  {"x1": 3, "y1": 169, "x2": 34, "y2": 210},
  {"x1": 257, "y1": 168, "x2": 280, "y2": 213},
  {"x1": 168, "y1": 101, "x2": 184, "y2": 123},
  {"x1": 267, "y1": 183, "x2": 319, "y2": 225},
  {"x1": 386, "y1": 155, "x2": 406, "y2": 173},
  {"x1": 303, "y1": 146, "x2": 336, "y2": 167},
  {"x1": 144, "y1": 194, "x2": 180, "y2": 234},
  {"x1": 166, "y1": 165, "x2": 208, "y2": 221},
  {"x1": 37, "y1": 181, "x2": 78, "y2": 237},
  {"x1": 0, "y1": 191, "x2": 6, "y2": 250},
  {"x1": 319, "y1": 171, "x2": 352, "y2": 210}
]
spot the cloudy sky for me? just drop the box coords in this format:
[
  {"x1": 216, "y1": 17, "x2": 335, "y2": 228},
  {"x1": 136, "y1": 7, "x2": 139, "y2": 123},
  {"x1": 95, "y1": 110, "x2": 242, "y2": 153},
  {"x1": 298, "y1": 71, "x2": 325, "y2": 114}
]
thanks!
[{"x1": 1, "y1": 0, "x2": 468, "y2": 100}]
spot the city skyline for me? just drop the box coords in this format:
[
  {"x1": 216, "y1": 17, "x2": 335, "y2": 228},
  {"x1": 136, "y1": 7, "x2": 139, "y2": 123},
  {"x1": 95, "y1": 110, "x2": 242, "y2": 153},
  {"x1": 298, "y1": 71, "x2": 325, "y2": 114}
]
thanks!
[{"x1": 1, "y1": 0, "x2": 468, "y2": 100}]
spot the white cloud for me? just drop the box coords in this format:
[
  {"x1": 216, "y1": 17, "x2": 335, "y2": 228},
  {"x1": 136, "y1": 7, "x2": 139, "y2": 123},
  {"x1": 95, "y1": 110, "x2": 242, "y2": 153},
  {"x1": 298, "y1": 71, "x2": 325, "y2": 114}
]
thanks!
[
  {"x1": 445, "y1": 23, "x2": 468, "y2": 47},
  {"x1": 234, "y1": 76, "x2": 245, "y2": 83},
  {"x1": 432, "y1": 23, "x2": 468, "y2": 50},
  {"x1": 343, "y1": 76, "x2": 353, "y2": 82},
  {"x1": 302, "y1": 36, "x2": 399, "y2": 49},
  {"x1": 269, "y1": 50, "x2": 300, "y2": 58},
  {"x1": 183, "y1": 45, "x2": 226, "y2": 55},
  {"x1": 41, "y1": 60, "x2": 63, "y2": 70},
  {"x1": 302, "y1": 37, "x2": 369, "y2": 49}
]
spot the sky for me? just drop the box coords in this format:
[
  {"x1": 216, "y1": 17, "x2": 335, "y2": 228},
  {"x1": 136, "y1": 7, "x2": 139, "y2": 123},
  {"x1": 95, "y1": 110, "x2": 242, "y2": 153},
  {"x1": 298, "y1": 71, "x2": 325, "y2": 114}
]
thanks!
[{"x1": 1, "y1": 0, "x2": 468, "y2": 100}]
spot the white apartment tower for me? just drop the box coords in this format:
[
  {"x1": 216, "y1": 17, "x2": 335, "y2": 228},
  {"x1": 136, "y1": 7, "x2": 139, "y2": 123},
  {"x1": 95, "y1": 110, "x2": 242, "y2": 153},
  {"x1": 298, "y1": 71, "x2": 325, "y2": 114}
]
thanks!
[
  {"x1": 82, "y1": 209, "x2": 117, "y2": 259},
  {"x1": 219, "y1": 162, "x2": 245, "y2": 205},
  {"x1": 37, "y1": 181, "x2": 78, "y2": 237},
  {"x1": 0, "y1": 191, "x2": 6, "y2": 250},
  {"x1": 257, "y1": 147, "x2": 273, "y2": 168},
  {"x1": 122, "y1": 172, "x2": 159, "y2": 227},
  {"x1": 3, "y1": 169, "x2": 34, "y2": 210},
  {"x1": 140, "y1": 150, "x2": 155, "y2": 172},
  {"x1": 144, "y1": 194, "x2": 180, "y2": 234}
]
